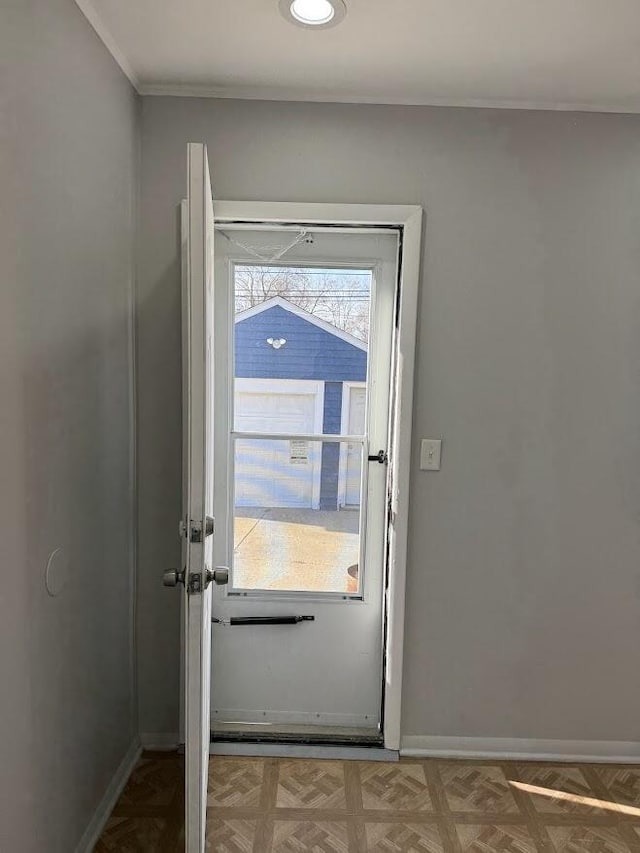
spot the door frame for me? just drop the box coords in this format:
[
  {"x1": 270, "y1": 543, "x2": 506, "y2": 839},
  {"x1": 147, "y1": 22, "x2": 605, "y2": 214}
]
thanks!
[{"x1": 213, "y1": 202, "x2": 422, "y2": 751}]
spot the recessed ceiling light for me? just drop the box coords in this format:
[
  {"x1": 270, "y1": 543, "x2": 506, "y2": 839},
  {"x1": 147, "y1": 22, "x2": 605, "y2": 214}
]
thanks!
[{"x1": 279, "y1": 0, "x2": 347, "y2": 29}]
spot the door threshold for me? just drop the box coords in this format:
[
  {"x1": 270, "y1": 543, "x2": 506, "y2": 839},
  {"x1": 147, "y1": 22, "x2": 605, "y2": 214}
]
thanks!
[
  {"x1": 210, "y1": 722, "x2": 395, "y2": 761},
  {"x1": 211, "y1": 722, "x2": 382, "y2": 748},
  {"x1": 211, "y1": 724, "x2": 384, "y2": 747}
]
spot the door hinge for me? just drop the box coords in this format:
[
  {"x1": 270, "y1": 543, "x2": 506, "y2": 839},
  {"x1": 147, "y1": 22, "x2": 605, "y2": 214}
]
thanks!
[{"x1": 187, "y1": 515, "x2": 215, "y2": 543}]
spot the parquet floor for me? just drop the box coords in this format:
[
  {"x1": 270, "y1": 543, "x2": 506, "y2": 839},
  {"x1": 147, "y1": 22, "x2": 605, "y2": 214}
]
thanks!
[{"x1": 95, "y1": 751, "x2": 640, "y2": 851}]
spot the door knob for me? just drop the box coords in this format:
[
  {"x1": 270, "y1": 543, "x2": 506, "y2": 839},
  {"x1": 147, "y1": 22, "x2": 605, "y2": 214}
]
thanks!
[
  {"x1": 163, "y1": 568, "x2": 185, "y2": 588},
  {"x1": 206, "y1": 567, "x2": 229, "y2": 586}
]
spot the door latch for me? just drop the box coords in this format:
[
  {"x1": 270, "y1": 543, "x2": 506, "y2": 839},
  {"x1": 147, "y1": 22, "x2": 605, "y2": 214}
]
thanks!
[
  {"x1": 186, "y1": 567, "x2": 229, "y2": 595},
  {"x1": 368, "y1": 449, "x2": 388, "y2": 464},
  {"x1": 186, "y1": 516, "x2": 215, "y2": 543},
  {"x1": 187, "y1": 573, "x2": 202, "y2": 594}
]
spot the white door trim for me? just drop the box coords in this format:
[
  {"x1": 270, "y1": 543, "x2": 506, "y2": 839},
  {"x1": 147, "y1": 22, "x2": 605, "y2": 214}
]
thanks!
[{"x1": 214, "y1": 202, "x2": 423, "y2": 752}]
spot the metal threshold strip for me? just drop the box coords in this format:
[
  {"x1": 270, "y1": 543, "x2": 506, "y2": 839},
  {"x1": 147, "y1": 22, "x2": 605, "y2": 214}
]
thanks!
[{"x1": 211, "y1": 725, "x2": 383, "y2": 748}]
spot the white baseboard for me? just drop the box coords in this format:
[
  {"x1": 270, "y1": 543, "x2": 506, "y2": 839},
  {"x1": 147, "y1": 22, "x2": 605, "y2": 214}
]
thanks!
[
  {"x1": 139, "y1": 732, "x2": 181, "y2": 750},
  {"x1": 75, "y1": 737, "x2": 142, "y2": 853},
  {"x1": 400, "y1": 736, "x2": 640, "y2": 764}
]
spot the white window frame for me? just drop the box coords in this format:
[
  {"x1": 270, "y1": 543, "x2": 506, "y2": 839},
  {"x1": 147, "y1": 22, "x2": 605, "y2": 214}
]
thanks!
[
  {"x1": 223, "y1": 256, "x2": 381, "y2": 605},
  {"x1": 213, "y1": 201, "x2": 422, "y2": 753}
]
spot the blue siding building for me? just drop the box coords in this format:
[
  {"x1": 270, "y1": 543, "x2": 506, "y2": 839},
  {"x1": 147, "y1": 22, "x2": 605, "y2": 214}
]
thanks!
[{"x1": 235, "y1": 298, "x2": 368, "y2": 509}]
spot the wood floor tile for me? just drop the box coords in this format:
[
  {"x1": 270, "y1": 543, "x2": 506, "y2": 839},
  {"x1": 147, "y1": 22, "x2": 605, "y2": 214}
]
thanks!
[
  {"x1": 359, "y1": 763, "x2": 434, "y2": 812},
  {"x1": 508, "y1": 765, "x2": 608, "y2": 816},
  {"x1": 208, "y1": 756, "x2": 264, "y2": 808},
  {"x1": 276, "y1": 760, "x2": 347, "y2": 810},
  {"x1": 597, "y1": 769, "x2": 640, "y2": 816},
  {"x1": 205, "y1": 817, "x2": 258, "y2": 852},
  {"x1": 455, "y1": 823, "x2": 539, "y2": 852},
  {"x1": 438, "y1": 763, "x2": 521, "y2": 814},
  {"x1": 364, "y1": 821, "x2": 446, "y2": 852},
  {"x1": 117, "y1": 758, "x2": 183, "y2": 808},
  {"x1": 616, "y1": 824, "x2": 640, "y2": 850},
  {"x1": 94, "y1": 816, "x2": 168, "y2": 851},
  {"x1": 545, "y1": 825, "x2": 631, "y2": 852},
  {"x1": 271, "y1": 819, "x2": 349, "y2": 852}
]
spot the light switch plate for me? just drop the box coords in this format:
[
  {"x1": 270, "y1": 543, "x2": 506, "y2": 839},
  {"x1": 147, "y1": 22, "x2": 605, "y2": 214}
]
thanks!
[{"x1": 420, "y1": 439, "x2": 442, "y2": 470}]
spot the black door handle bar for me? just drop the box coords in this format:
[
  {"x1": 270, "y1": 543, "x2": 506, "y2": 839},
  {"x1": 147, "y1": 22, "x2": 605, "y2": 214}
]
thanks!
[{"x1": 212, "y1": 615, "x2": 315, "y2": 626}]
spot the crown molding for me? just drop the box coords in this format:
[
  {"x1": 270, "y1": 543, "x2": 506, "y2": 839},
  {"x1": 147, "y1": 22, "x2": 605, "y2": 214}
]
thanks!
[
  {"x1": 74, "y1": 0, "x2": 140, "y2": 90},
  {"x1": 137, "y1": 82, "x2": 640, "y2": 114}
]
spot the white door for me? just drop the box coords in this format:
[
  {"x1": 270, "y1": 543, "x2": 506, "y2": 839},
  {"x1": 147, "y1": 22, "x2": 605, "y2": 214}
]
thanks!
[
  {"x1": 210, "y1": 228, "x2": 397, "y2": 735},
  {"x1": 180, "y1": 142, "x2": 218, "y2": 852}
]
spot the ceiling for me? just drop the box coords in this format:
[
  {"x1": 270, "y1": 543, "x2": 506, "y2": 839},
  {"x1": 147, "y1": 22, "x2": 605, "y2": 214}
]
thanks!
[{"x1": 77, "y1": 0, "x2": 640, "y2": 111}]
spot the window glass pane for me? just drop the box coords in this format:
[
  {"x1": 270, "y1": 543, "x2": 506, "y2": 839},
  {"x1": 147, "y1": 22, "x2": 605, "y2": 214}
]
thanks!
[
  {"x1": 233, "y1": 265, "x2": 371, "y2": 435},
  {"x1": 232, "y1": 438, "x2": 363, "y2": 593}
]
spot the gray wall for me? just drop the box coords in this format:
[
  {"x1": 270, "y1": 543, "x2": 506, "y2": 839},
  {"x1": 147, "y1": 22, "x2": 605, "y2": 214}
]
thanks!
[
  {"x1": 138, "y1": 97, "x2": 640, "y2": 743},
  {"x1": 1, "y1": 1, "x2": 138, "y2": 850}
]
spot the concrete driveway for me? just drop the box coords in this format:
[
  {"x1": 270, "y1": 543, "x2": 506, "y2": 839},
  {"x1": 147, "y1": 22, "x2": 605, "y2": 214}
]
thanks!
[{"x1": 233, "y1": 507, "x2": 360, "y2": 593}]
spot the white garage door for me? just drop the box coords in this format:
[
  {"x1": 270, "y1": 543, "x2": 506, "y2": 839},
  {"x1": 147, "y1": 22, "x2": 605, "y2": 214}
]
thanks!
[{"x1": 234, "y1": 381, "x2": 322, "y2": 508}]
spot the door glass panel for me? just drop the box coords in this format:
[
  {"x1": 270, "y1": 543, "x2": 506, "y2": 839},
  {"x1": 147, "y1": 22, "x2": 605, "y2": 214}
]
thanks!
[
  {"x1": 232, "y1": 438, "x2": 363, "y2": 593},
  {"x1": 230, "y1": 263, "x2": 372, "y2": 595},
  {"x1": 233, "y1": 264, "x2": 372, "y2": 434}
]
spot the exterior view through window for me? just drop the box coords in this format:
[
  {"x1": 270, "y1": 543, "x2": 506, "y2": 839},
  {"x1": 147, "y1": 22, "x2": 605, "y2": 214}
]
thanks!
[{"x1": 232, "y1": 264, "x2": 372, "y2": 593}]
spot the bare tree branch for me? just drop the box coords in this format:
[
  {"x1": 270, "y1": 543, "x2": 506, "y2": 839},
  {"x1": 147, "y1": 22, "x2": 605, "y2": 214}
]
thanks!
[{"x1": 235, "y1": 265, "x2": 370, "y2": 342}]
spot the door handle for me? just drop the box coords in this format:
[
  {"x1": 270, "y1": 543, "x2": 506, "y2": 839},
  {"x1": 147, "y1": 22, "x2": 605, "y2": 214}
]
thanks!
[
  {"x1": 164, "y1": 567, "x2": 227, "y2": 590},
  {"x1": 206, "y1": 567, "x2": 229, "y2": 586},
  {"x1": 163, "y1": 568, "x2": 185, "y2": 588},
  {"x1": 212, "y1": 615, "x2": 315, "y2": 626},
  {"x1": 368, "y1": 449, "x2": 388, "y2": 464}
]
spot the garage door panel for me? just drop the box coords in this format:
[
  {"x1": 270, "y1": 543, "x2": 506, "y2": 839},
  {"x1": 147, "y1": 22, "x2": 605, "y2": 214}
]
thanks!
[
  {"x1": 235, "y1": 438, "x2": 319, "y2": 508},
  {"x1": 236, "y1": 392, "x2": 316, "y2": 423},
  {"x1": 236, "y1": 414, "x2": 310, "y2": 434},
  {"x1": 234, "y1": 386, "x2": 319, "y2": 508}
]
